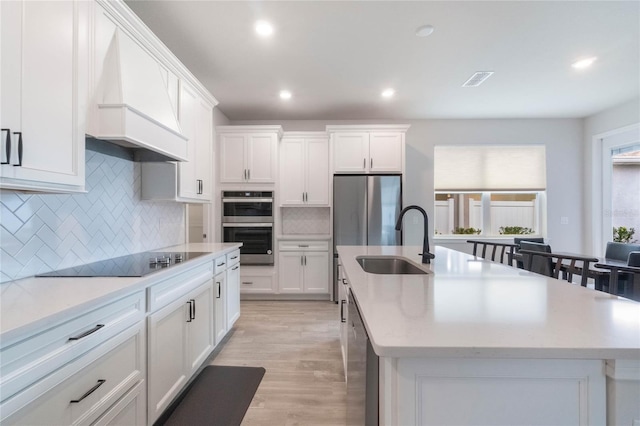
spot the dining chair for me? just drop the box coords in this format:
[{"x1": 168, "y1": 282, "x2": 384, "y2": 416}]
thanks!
[
  {"x1": 628, "y1": 251, "x2": 640, "y2": 267},
  {"x1": 513, "y1": 237, "x2": 545, "y2": 269},
  {"x1": 466, "y1": 240, "x2": 518, "y2": 266},
  {"x1": 593, "y1": 262, "x2": 640, "y2": 301},
  {"x1": 603, "y1": 242, "x2": 640, "y2": 294},
  {"x1": 519, "y1": 241, "x2": 553, "y2": 276}
]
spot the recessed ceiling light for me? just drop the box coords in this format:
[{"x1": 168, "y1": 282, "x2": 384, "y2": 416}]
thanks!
[
  {"x1": 255, "y1": 20, "x2": 274, "y2": 37},
  {"x1": 279, "y1": 90, "x2": 292, "y2": 100},
  {"x1": 415, "y1": 24, "x2": 435, "y2": 37},
  {"x1": 381, "y1": 89, "x2": 395, "y2": 98},
  {"x1": 571, "y1": 57, "x2": 597, "y2": 69}
]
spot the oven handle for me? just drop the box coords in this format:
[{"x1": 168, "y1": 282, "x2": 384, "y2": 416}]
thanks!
[
  {"x1": 222, "y1": 198, "x2": 273, "y2": 203},
  {"x1": 222, "y1": 223, "x2": 273, "y2": 228}
]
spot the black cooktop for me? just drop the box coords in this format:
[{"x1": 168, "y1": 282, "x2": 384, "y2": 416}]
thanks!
[{"x1": 36, "y1": 252, "x2": 210, "y2": 278}]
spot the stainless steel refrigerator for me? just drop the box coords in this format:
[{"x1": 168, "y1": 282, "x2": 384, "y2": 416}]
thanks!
[{"x1": 333, "y1": 175, "x2": 402, "y2": 300}]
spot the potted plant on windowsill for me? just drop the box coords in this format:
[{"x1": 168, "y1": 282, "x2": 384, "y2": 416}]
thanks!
[
  {"x1": 613, "y1": 226, "x2": 636, "y2": 243},
  {"x1": 452, "y1": 227, "x2": 481, "y2": 235},
  {"x1": 499, "y1": 226, "x2": 534, "y2": 235}
]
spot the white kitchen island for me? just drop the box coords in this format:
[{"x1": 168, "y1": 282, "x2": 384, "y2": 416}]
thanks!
[{"x1": 337, "y1": 245, "x2": 640, "y2": 426}]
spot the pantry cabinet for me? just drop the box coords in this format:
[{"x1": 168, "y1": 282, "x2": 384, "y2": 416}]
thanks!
[
  {"x1": 278, "y1": 240, "x2": 330, "y2": 294},
  {"x1": 279, "y1": 132, "x2": 329, "y2": 206},
  {"x1": 218, "y1": 126, "x2": 282, "y2": 183},
  {"x1": 328, "y1": 125, "x2": 410, "y2": 174},
  {"x1": 0, "y1": 0, "x2": 88, "y2": 193}
]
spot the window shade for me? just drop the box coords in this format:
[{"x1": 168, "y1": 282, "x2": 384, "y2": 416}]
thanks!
[{"x1": 434, "y1": 145, "x2": 546, "y2": 191}]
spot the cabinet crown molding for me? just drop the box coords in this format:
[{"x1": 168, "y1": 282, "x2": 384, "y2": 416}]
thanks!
[
  {"x1": 216, "y1": 125, "x2": 284, "y2": 138},
  {"x1": 326, "y1": 124, "x2": 411, "y2": 133},
  {"x1": 282, "y1": 131, "x2": 328, "y2": 138}
]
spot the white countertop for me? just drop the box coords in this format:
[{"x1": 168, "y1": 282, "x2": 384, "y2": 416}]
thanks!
[
  {"x1": 338, "y1": 245, "x2": 640, "y2": 359},
  {"x1": 0, "y1": 243, "x2": 241, "y2": 344}
]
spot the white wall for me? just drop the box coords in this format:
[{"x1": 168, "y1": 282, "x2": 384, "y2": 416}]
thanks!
[
  {"x1": 233, "y1": 118, "x2": 585, "y2": 253},
  {"x1": 211, "y1": 107, "x2": 231, "y2": 242},
  {"x1": 583, "y1": 97, "x2": 640, "y2": 254}
]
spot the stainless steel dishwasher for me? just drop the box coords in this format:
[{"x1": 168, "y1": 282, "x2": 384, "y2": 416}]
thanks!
[{"x1": 347, "y1": 288, "x2": 379, "y2": 425}]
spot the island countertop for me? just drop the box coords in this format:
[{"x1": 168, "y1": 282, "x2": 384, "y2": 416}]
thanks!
[{"x1": 337, "y1": 245, "x2": 640, "y2": 359}]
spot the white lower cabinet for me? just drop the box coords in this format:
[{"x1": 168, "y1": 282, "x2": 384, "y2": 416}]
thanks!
[
  {"x1": 226, "y1": 263, "x2": 241, "y2": 328},
  {"x1": 147, "y1": 277, "x2": 214, "y2": 425},
  {"x1": 2, "y1": 321, "x2": 145, "y2": 426},
  {"x1": 214, "y1": 271, "x2": 227, "y2": 346},
  {"x1": 278, "y1": 240, "x2": 330, "y2": 294}
]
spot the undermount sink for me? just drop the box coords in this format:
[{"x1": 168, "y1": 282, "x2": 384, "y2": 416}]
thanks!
[{"x1": 356, "y1": 256, "x2": 429, "y2": 275}]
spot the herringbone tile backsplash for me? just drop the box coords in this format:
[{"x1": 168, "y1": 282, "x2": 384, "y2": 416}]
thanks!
[{"x1": 0, "y1": 150, "x2": 185, "y2": 283}]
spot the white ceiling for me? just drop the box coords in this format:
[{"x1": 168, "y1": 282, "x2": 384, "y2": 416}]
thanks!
[{"x1": 126, "y1": 1, "x2": 640, "y2": 121}]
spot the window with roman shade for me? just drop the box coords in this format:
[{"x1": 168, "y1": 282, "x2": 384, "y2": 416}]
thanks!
[{"x1": 433, "y1": 145, "x2": 546, "y2": 236}]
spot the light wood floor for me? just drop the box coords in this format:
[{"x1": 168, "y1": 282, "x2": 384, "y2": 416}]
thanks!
[{"x1": 210, "y1": 301, "x2": 347, "y2": 426}]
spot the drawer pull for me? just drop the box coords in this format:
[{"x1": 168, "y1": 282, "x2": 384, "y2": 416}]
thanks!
[
  {"x1": 232, "y1": 265, "x2": 239, "y2": 270},
  {"x1": 242, "y1": 281, "x2": 253, "y2": 285},
  {"x1": 230, "y1": 255, "x2": 238, "y2": 260},
  {"x1": 217, "y1": 262, "x2": 226, "y2": 267},
  {"x1": 68, "y1": 324, "x2": 104, "y2": 341},
  {"x1": 70, "y1": 379, "x2": 106, "y2": 403},
  {"x1": 298, "y1": 244, "x2": 309, "y2": 248},
  {"x1": 217, "y1": 282, "x2": 221, "y2": 298},
  {"x1": 1, "y1": 128, "x2": 10, "y2": 164}
]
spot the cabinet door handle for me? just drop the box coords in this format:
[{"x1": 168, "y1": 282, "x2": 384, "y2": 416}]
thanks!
[
  {"x1": 232, "y1": 265, "x2": 239, "y2": 270},
  {"x1": 187, "y1": 300, "x2": 193, "y2": 322},
  {"x1": 363, "y1": 157, "x2": 366, "y2": 169},
  {"x1": 300, "y1": 255, "x2": 303, "y2": 266},
  {"x1": 248, "y1": 169, "x2": 251, "y2": 180},
  {"x1": 298, "y1": 244, "x2": 309, "y2": 248},
  {"x1": 217, "y1": 282, "x2": 221, "y2": 298},
  {"x1": 371, "y1": 158, "x2": 373, "y2": 169},
  {"x1": 70, "y1": 379, "x2": 106, "y2": 403},
  {"x1": 230, "y1": 255, "x2": 238, "y2": 260},
  {"x1": 68, "y1": 324, "x2": 105, "y2": 341},
  {"x1": 242, "y1": 281, "x2": 253, "y2": 285},
  {"x1": 191, "y1": 299, "x2": 196, "y2": 319},
  {"x1": 304, "y1": 255, "x2": 307, "y2": 266},
  {"x1": 217, "y1": 262, "x2": 225, "y2": 267},
  {"x1": 341, "y1": 300, "x2": 346, "y2": 323},
  {"x1": 1, "y1": 128, "x2": 10, "y2": 164},
  {"x1": 12, "y1": 132, "x2": 22, "y2": 166}
]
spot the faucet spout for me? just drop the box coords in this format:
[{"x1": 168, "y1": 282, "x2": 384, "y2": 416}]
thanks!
[{"x1": 395, "y1": 205, "x2": 435, "y2": 264}]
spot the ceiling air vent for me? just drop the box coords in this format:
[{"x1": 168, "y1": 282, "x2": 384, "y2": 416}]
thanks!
[{"x1": 462, "y1": 71, "x2": 494, "y2": 87}]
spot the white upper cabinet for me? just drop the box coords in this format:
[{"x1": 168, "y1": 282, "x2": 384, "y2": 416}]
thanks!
[
  {"x1": 218, "y1": 126, "x2": 282, "y2": 184},
  {"x1": 279, "y1": 132, "x2": 329, "y2": 206},
  {"x1": 0, "y1": 0, "x2": 88, "y2": 193},
  {"x1": 329, "y1": 125, "x2": 410, "y2": 174},
  {"x1": 140, "y1": 81, "x2": 213, "y2": 203}
]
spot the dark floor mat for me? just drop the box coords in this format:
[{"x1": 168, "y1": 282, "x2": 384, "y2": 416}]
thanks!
[{"x1": 158, "y1": 365, "x2": 265, "y2": 426}]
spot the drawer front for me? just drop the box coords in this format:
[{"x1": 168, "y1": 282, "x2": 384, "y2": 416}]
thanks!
[
  {"x1": 239, "y1": 275, "x2": 274, "y2": 293},
  {"x1": 226, "y1": 250, "x2": 240, "y2": 267},
  {"x1": 2, "y1": 321, "x2": 145, "y2": 425},
  {"x1": 1, "y1": 291, "x2": 145, "y2": 403},
  {"x1": 279, "y1": 240, "x2": 329, "y2": 252},
  {"x1": 214, "y1": 255, "x2": 227, "y2": 275},
  {"x1": 147, "y1": 262, "x2": 213, "y2": 312},
  {"x1": 92, "y1": 380, "x2": 145, "y2": 426}
]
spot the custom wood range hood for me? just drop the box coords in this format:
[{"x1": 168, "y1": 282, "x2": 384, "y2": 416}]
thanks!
[{"x1": 88, "y1": 27, "x2": 188, "y2": 162}]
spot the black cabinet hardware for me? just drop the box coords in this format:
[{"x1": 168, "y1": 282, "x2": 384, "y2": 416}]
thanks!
[
  {"x1": 68, "y1": 324, "x2": 104, "y2": 341},
  {"x1": 187, "y1": 300, "x2": 193, "y2": 322},
  {"x1": 13, "y1": 132, "x2": 22, "y2": 166},
  {"x1": 232, "y1": 265, "x2": 239, "y2": 270},
  {"x1": 1, "y1": 128, "x2": 10, "y2": 164},
  {"x1": 341, "y1": 300, "x2": 346, "y2": 323},
  {"x1": 191, "y1": 299, "x2": 196, "y2": 319},
  {"x1": 217, "y1": 282, "x2": 221, "y2": 298},
  {"x1": 70, "y1": 379, "x2": 106, "y2": 403}
]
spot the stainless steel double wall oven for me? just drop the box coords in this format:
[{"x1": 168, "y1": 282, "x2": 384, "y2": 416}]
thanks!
[{"x1": 222, "y1": 191, "x2": 274, "y2": 265}]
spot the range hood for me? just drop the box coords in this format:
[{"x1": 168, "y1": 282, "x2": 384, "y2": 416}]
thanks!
[{"x1": 90, "y1": 28, "x2": 188, "y2": 162}]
